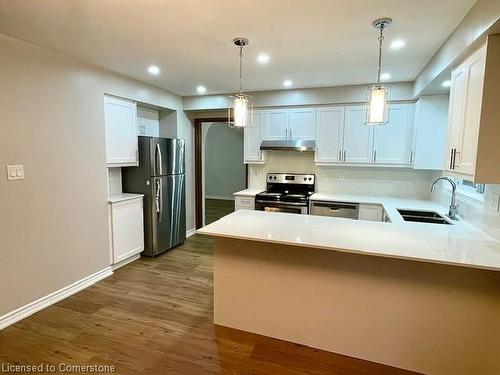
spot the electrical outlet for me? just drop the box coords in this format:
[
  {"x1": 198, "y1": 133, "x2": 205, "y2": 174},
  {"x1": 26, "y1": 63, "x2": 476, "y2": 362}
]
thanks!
[
  {"x1": 490, "y1": 193, "x2": 500, "y2": 213},
  {"x1": 6, "y1": 165, "x2": 24, "y2": 181},
  {"x1": 339, "y1": 169, "x2": 346, "y2": 181}
]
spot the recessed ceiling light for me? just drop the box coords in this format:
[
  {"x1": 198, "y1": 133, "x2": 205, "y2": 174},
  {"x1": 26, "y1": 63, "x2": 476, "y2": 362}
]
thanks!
[
  {"x1": 390, "y1": 39, "x2": 406, "y2": 50},
  {"x1": 148, "y1": 65, "x2": 160, "y2": 75},
  {"x1": 442, "y1": 80, "x2": 452, "y2": 87},
  {"x1": 257, "y1": 53, "x2": 270, "y2": 64},
  {"x1": 283, "y1": 80, "x2": 293, "y2": 88},
  {"x1": 380, "y1": 72, "x2": 391, "y2": 81},
  {"x1": 196, "y1": 85, "x2": 206, "y2": 94}
]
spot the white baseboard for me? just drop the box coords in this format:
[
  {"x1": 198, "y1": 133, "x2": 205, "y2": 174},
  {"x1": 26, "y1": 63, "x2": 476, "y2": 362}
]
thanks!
[
  {"x1": 205, "y1": 194, "x2": 234, "y2": 201},
  {"x1": 0, "y1": 266, "x2": 113, "y2": 330},
  {"x1": 111, "y1": 254, "x2": 140, "y2": 271},
  {"x1": 186, "y1": 228, "x2": 196, "y2": 238}
]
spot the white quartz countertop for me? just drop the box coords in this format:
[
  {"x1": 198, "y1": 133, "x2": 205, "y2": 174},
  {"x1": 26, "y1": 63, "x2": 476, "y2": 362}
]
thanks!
[
  {"x1": 197, "y1": 195, "x2": 500, "y2": 272},
  {"x1": 233, "y1": 188, "x2": 264, "y2": 197},
  {"x1": 108, "y1": 193, "x2": 144, "y2": 203}
]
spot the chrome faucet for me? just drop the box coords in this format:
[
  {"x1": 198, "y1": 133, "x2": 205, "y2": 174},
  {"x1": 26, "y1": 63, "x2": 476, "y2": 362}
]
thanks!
[{"x1": 431, "y1": 177, "x2": 459, "y2": 220}]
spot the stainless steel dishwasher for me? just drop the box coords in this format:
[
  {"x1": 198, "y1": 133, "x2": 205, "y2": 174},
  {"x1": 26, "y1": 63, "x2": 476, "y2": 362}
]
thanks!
[{"x1": 310, "y1": 201, "x2": 359, "y2": 219}]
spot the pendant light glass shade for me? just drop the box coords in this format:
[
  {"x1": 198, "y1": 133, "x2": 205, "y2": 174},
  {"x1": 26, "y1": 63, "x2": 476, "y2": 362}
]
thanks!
[
  {"x1": 228, "y1": 37, "x2": 253, "y2": 128},
  {"x1": 365, "y1": 18, "x2": 392, "y2": 126},
  {"x1": 366, "y1": 84, "x2": 389, "y2": 125},
  {"x1": 229, "y1": 94, "x2": 253, "y2": 128}
]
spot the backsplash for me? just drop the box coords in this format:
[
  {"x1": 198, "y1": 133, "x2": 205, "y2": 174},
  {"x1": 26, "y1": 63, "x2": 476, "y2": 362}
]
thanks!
[
  {"x1": 248, "y1": 152, "x2": 440, "y2": 199},
  {"x1": 433, "y1": 184, "x2": 500, "y2": 241}
]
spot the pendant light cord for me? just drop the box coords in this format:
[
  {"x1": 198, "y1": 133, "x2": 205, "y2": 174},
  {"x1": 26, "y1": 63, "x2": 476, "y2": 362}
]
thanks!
[
  {"x1": 239, "y1": 46, "x2": 243, "y2": 94},
  {"x1": 376, "y1": 25, "x2": 384, "y2": 84}
]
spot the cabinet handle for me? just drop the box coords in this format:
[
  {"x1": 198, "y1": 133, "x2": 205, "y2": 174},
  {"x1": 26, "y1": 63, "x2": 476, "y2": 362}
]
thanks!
[
  {"x1": 453, "y1": 149, "x2": 460, "y2": 170},
  {"x1": 373, "y1": 150, "x2": 377, "y2": 163},
  {"x1": 285, "y1": 128, "x2": 288, "y2": 139},
  {"x1": 343, "y1": 150, "x2": 346, "y2": 162},
  {"x1": 338, "y1": 149, "x2": 342, "y2": 162},
  {"x1": 410, "y1": 150, "x2": 414, "y2": 164},
  {"x1": 289, "y1": 128, "x2": 292, "y2": 139},
  {"x1": 449, "y1": 149, "x2": 454, "y2": 170}
]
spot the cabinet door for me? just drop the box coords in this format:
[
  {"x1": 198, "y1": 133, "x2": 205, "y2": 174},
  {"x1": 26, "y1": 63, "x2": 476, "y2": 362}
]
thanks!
[
  {"x1": 445, "y1": 64, "x2": 467, "y2": 172},
  {"x1": 263, "y1": 109, "x2": 288, "y2": 140},
  {"x1": 359, "y1": 204, "x2": 383, "y2": 222},
  {"x1": 234, "y1": 195, "x2": 255, "y2": 210},
  {"x1": 289, "y1": 107, "x2": 316, "y2": 140},
  {"x1": 412, "y1": 96, "x2": 449, "y2": 170},
  {"x1": 104, "y1": 96, "x2": 138, "y2": 166},
  {"x1": 137, "y1": 107, "x2": 159, "y2": 137},
  {"x1": 373, "y1": 104, "x2": 413, "y2": 165},
  {"x1": 343, "y1": 106, "x2": 374, "y2": 164},
  {"x1": 244, "y1": 110, "x2": 264, "y2": 163},
  {"x1": 314, "y1": 107, "x2": 344, "y2": 164},
  {"x1": 111, "y1": 198, "x2": 144, "y2": 263},
  {"x1": 456, "y1": 45, "x2": 486, "y2": 176}
]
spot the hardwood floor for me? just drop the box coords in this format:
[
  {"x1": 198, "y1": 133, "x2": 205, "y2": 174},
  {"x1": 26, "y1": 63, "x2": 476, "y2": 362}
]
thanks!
[
  {"x1": 0, "y1": 235, "x2": 420, "y2": 374},
  {"x1": 205, "y1": 198, "x2": 234, "y2": 225}
]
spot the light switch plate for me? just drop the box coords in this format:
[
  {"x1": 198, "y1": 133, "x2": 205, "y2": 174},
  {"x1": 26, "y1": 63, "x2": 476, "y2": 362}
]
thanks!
[{"x1": 6, "y1": 165, "x2": 24, "y2": 181}]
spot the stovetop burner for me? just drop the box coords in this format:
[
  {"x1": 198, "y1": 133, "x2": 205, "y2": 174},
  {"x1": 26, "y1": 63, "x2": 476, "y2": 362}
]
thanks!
[{"x1": 255, "y1": 173, "x2": 315, "y2": 204}]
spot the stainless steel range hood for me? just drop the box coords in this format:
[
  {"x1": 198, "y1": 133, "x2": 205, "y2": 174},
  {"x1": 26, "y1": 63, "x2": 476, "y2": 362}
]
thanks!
[{"x1": 260, "y1": 140, "x2": 315, "y2": 152}]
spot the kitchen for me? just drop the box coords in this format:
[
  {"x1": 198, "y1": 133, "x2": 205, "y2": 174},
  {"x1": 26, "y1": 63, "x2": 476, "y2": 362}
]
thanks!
[{"x1": 1, "y1": 1, "x2": 500, "y2": 375}]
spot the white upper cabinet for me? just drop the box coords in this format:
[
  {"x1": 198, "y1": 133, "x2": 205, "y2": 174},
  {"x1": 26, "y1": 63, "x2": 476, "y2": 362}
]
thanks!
[
  {"x1": 288, "y1": 107, "x2": 316, "y2": 140},
  {"x1": 456, "y1": 47, "x2": 486, "y2": 176},
  {"x1": 137, "y1": 107, "x2": 160, "y2": 137},
  {"x1": 315, "y1": 107, "x2": 344, "y2": 164},
  {"x1": 446, "y1": 64, "x2": 468, "y2": 173},
  {"x1": 373, "y1": 104, "x2": 413, "y2": 165},
  {"x1": 446, "y1": 43, "x2": 487, "y2": 179},
  {"x1": 104, "y1": 95, "x2": 138, "y2": 167},
  {"x1": 412, "y1": 96, "x2": 449, "y2": 170},
  {"x1": 244, "y1": 110, "x2": 265, "y2": 164},
  {"x1": 263, "y1": 108, "x2": 316, "y2": 141},
  {"x1": 343, "y1": 106, "x2": 374, "y2": 164},
  {"x1": 263, "y1": 109, "x2": 288, "y2": 140}
]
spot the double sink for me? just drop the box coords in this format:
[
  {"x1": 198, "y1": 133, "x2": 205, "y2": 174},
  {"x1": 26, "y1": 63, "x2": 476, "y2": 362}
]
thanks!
[{"x1": 397, "y1": 209, "x2": 452, "y2": 225}]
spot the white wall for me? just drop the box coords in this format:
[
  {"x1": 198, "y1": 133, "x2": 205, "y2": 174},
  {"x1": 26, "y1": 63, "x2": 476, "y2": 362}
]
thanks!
[
  {"x1": 0, "y1": 34, "x2": 183, "y2": 317},
  {"x1": 184, "y1": 82, "x2": 415, "y2": 111},
  {"x1": 248, "y1": 153, "x2": 440, "y2": 199},
  {"x1": 204, "y1": 123, "x2": 245, "y2": 200}
]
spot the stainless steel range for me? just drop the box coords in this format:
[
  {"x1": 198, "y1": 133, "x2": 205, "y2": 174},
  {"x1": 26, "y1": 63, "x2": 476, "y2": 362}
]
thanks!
[{"x1": 255, "y1": 173, "x2": 315, "y2": 215}]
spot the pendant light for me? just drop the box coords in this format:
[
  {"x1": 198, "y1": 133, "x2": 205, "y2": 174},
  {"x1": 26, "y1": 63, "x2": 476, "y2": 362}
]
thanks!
[
  {"x1": 228, "y1": 37, "x2": 253, "y2": 128},
  {"x1": 365, "y1": 18, "x2": 392, "y2": 125}
]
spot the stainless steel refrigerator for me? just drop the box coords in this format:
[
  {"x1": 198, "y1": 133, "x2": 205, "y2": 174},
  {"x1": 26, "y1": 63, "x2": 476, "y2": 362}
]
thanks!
[{"x1": 122, "y1": 136, "x2": 186, "y2": 256}]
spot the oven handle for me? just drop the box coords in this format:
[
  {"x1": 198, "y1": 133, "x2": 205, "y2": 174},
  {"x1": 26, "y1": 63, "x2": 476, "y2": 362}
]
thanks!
[{"x1": 255, "y1": 199, "x2": 308, "y2": 207}]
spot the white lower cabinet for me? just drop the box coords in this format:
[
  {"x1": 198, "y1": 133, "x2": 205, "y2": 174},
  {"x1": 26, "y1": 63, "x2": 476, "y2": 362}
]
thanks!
[
  {"x1": 108, "y1": 197, "x2": 144, "y2": 265},
  {"x1": 358, "y1": 204, "x2": 384, "y2": 222},
  {"x1": 234, "y1": 195, "x2": 255, "y2": 210}
]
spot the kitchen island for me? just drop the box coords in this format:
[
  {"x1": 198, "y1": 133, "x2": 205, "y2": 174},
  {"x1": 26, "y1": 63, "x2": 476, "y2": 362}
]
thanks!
[{"x1": 197, "y1": 201, "x2": 500, "y2": 375}]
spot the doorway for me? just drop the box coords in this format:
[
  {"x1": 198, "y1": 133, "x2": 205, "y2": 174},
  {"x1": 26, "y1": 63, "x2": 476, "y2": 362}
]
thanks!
[{"x1": 194, "y1": 118, "x2": 248, "y2": 228}]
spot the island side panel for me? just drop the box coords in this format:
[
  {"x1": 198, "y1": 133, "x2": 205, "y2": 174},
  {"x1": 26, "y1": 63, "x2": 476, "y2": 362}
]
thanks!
[{"x1": 213, "y1": 237, "x2": 500, "y2": 375}]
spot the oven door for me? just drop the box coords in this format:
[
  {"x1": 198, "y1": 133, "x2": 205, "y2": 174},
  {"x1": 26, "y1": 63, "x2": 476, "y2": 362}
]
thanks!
[{"x1": 255, "y1": 200, "x2": 308, "y2": 215}]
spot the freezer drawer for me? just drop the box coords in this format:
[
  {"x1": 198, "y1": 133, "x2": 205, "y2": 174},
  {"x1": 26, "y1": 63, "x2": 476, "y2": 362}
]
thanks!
[{"x1": 310, "y1": 201, "x2": 359, "y2": 219}]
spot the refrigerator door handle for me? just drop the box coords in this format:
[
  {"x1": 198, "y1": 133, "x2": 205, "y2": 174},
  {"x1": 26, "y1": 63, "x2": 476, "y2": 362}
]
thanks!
[
  {"x1": 155, "y1": 179, "x2": 161, "y2": 218},
  {"x1": 159, "y1": 178, "x2": 163, "y2": 221},
  {"x1": 156, "y1": 143, "x2": 163, "y2": 175}
]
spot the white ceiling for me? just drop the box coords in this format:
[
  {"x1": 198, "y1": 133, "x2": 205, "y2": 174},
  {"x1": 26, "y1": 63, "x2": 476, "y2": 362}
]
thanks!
[{"x1": 0, "y1": 0, "x2": 475, "y2": 96}]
